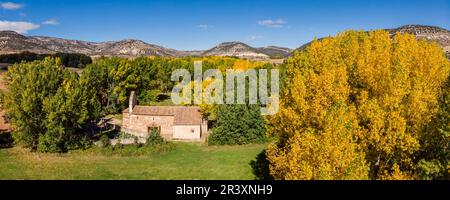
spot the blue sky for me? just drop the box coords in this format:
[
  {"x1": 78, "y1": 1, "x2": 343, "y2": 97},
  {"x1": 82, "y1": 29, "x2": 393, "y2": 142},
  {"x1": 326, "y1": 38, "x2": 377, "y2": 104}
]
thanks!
[{"x1": 0, "y1": 0, "x2": 449, "y2": 50}]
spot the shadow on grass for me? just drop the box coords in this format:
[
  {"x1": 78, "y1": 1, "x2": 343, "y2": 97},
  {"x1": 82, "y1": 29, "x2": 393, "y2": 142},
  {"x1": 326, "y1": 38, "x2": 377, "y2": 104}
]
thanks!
[
  {"x1": 250, "y1": 149, "x2": 274, "y2": 180},
  {"x1": 0, "y1": 131, "x2": 13, "y2": 148}
]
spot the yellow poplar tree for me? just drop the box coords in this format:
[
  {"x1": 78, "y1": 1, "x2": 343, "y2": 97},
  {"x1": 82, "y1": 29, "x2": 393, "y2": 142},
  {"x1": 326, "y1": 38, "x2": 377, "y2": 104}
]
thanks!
[{"x1": 266, "y1": 30, "x2": 450, "y2": 180}]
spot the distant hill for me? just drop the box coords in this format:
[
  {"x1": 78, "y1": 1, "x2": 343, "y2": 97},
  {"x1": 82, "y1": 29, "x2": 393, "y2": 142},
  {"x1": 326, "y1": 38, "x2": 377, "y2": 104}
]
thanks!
[
  {"x1": 257, "y1": 46, "x2": 293, "y2": 58},
  {"x1": 200, "y1": 42, "x2": 288, "y2": 59},
  {"x1": 0, "y1": 31, "x2": 293, "y2": 59},
  {"x1": 388, "y1": 25, "x2": 450, "y2": 56},
  {"x1": 200, "y1": 42, "x2": 293, "y2": 59},
  {"x1": 294, "y1": 25, "x2": 450, "y2": 57},
  {"x1": 3, "y1": 25, "x2": 446, "y2": 59},
  {"x1": 0, "y1": 31, "x2": 184, "y2": 57}
]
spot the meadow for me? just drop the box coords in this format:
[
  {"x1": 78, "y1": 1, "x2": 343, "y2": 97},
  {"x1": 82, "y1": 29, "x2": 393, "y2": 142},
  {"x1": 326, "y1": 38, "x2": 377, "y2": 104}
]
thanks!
[{"x1": 0, "y1": 142, "x2": 266, "y2": 180}]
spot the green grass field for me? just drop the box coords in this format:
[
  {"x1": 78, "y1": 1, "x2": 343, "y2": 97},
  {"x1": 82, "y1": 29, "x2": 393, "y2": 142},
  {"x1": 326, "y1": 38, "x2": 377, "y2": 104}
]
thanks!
[{"x1": 0, "y1": 142, "x2": 266, "y2": 180}]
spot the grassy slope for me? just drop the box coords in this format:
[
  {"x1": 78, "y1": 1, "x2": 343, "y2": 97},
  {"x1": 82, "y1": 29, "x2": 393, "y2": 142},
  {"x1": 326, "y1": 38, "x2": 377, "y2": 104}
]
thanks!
[{"x1": 0, "y1": 143, "x2": 265, "y2": 180}]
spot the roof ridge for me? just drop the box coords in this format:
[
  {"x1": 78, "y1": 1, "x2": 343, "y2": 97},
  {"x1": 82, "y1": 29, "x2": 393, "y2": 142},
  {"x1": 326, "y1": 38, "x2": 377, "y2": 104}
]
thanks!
[{"x1": 124, "y1": 105, "x2": 203, "y2": 125}]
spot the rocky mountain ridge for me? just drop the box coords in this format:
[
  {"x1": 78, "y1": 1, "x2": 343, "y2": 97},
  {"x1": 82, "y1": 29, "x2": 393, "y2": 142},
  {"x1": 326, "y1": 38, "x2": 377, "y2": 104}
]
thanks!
[
  {"x1": 1, "y1": 25, "x2": 448, "y2": 59},
  {"x1": 0, "y1": 31, "x2": 292, "y2": 59}
]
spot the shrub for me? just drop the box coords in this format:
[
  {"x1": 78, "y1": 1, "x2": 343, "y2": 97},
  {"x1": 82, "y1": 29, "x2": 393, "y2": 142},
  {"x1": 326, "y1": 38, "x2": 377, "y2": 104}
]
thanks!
[
  {"x1": 37, "y1": 133, "x2": 63, "y2": 153},
  {"x1": 85, "y1": 140, "x2": 175, "y2": 157},
  {"x1": 99, "y1": 134, "x2": 111, "y2": 148},
  {"x1": 110, "y1": 143, "x2": 175, "y2": 156},
  {"x1": 146, "y1": 127, "x2": 164, "y2": 145},
  {"x1": 68, "y1": 135, "x2": 92, "y2": 150}
]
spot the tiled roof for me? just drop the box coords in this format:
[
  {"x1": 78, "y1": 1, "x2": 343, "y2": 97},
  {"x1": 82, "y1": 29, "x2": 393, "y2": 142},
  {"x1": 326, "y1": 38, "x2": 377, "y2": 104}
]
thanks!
[{"x1": 123, "y1": 106, "x2": 203, "y2": 125}]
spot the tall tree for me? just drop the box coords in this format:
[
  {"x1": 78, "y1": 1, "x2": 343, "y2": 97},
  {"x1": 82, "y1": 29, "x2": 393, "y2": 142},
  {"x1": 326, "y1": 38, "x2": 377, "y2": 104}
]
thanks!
[
  {"x1": 5, "y1": 58, "x2": 66, "y2": 149},
  {"x1": 208, "y1": 104, "x2": 266, "y2": 145},
  {"x1": 5, "y1": 57, "x2": 95, "y2": 152},
  {"x1": 266, "y1": 30, "x2": 450, "y2": 180}
]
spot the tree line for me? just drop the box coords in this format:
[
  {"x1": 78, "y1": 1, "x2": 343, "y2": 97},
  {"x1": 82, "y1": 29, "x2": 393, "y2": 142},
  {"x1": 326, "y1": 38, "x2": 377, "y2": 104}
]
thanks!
[
  {"x1": 0, "y1": 51, "x2": 92, "y2": 68},
  {"x1": 3, "y1": 56, "x2": 271, "y2": 152}
]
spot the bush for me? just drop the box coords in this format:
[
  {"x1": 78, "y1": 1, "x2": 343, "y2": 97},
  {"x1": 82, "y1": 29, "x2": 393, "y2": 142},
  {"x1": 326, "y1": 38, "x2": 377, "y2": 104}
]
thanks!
[
  {"x1": 87, "y1": 129, "x2": 175, "y2": 156},
  {"x1": 37, "y1": 133, "x2": 64, "y2": 153},
  {"x1": 133, "y1": 136, "x2": 143, "y2": 148},
  {"x1": 108, "y1": 143, "x2": 175, "y2": 156},
  {"x1": 146, "y1": 127, "x2": 164, "y2": 145},
  {"x1": 99, "y1": 134, "x2": 111, "y2": 148},
  {"x1": 37, "y1": 132, "x2": 92, "y2": 153},
  {"x1": 85, "y1": 140, "x2": 175, "y2": 157},
  {"x1": 76, "y1": 135, "x2": 93, "y2": 150}
]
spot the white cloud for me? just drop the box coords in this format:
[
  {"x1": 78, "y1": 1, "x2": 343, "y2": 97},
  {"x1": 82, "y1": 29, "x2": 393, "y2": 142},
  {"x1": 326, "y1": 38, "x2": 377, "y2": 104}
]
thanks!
[
  {"x1": 249, "y1": 35, "x2": 264, "y2": 40},
  {"x1": 43, "y1": 19, "x2": 59, "y2": 25},
  {"x1": 0, "y1": 20, "x2": 40, "y2": 33},
  {"x1": 1, "y1": 2, "x2": 23, "y2": 10},
  {"x1": 258, "y1": 19, "x2": 286, "y2": 28},
  {"x1": 196, "y1": 24, "x2": 212, "y2": 29}
]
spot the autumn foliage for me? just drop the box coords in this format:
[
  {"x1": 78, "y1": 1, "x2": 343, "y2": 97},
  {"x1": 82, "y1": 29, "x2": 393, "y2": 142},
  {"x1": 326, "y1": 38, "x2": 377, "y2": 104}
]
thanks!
[{"x1": 266, "y1": 30, "x2": 450, "y2": 180}]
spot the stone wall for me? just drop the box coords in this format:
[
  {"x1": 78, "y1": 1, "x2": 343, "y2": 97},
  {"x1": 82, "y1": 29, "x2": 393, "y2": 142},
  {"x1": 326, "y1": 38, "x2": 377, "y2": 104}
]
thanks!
[
  {"x1": 123, "y1": 114, "x2": 175, "y2": 139},
  {"x1": 123, "y1": 111, "x2": 208, "y2": 142},
  {"x1": 173, "y1": 125, "x2": 201, "y2": 140}
]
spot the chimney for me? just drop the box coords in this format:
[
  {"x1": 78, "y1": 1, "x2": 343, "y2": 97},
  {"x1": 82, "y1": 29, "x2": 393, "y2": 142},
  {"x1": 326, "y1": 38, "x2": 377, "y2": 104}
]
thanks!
[{"x1": 129, "y1": 91, "x2": 137, "y2": 114}]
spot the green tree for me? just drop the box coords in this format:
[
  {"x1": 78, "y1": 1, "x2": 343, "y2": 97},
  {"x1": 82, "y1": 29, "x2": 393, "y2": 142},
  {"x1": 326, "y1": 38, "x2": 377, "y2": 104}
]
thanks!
[
  {"x1": 208, "y1": 104, "x2": 266, "y2": 145},
  {"x1": 80, "y1": 57, "x2": 120, "y2": 114},
  {"x1": 5, "y1": 58, "x2": 66, "y2": 149},
  {"x1": 5, "y1": 57, "x2": 94, "y2": 152},
  {"x1": 415, "y1": 76, "x2": 450, "y2": 179},
  {"x1": 38, "y1": 71, "x2": 91, "y2": 152}
]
